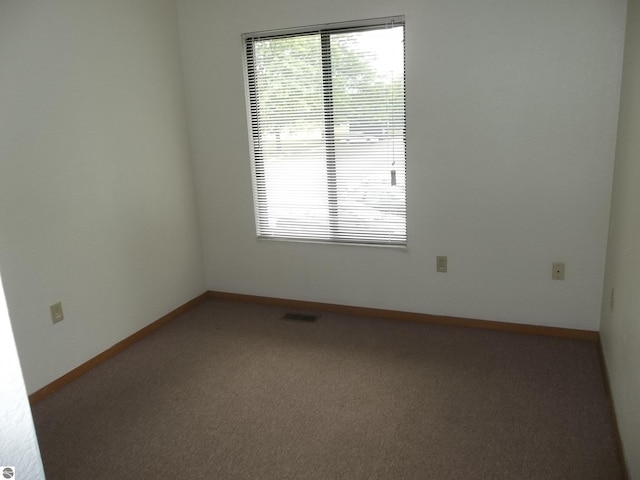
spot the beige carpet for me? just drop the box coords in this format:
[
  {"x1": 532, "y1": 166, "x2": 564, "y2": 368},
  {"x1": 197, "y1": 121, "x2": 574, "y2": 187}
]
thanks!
[{"x1": 32, "y1": 299, "x2": 624, "y2": 479}]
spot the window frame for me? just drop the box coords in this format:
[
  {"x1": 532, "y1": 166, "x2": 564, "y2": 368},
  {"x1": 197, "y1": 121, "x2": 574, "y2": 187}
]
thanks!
[{"x1": 243, "y1": 16, "x2": 407, "y2": 248}]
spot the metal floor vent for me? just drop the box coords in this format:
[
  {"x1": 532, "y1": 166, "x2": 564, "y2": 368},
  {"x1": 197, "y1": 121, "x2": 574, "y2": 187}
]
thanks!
[{"x1": 282, "y1": 312, "x2": 318, "y2": 322}]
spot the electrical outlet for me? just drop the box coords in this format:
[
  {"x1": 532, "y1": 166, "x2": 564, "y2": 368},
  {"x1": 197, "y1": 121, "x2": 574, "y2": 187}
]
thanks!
[
  {"x1": 437, "y1": 256, "x2": 447, "y2": 273},
  {"x1": 552, "y1": 262, "x2": 565, "y2": 280},
  {"x1": 610, "y1": 288, "x2": 615, "y2": 310},
  {"x1": 50, "y1": 302, "x2": 64, "y2": 324}
]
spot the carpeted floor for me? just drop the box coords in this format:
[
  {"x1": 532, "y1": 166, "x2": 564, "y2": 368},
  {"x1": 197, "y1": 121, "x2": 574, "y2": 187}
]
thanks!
[{"x1": 31, "y1": 299, "x2": 624, "y2": 479}]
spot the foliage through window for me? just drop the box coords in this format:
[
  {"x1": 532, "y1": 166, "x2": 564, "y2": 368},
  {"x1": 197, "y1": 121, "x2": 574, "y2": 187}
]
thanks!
[{"x1": 244, "y1": 17, "x2": 406, "y2": 246}]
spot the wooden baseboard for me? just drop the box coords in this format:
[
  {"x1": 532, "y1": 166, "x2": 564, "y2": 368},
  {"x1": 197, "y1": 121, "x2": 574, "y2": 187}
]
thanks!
[
  {"x1": 207, "y1": 290, "x2": 599, "y2": 342},
  {"x1": 28, "y1": 292, "x2": 208, "y2": 405},
  {"x1": 597, "y1": 341, "x2": 630, "y2": 480},
  {"x1": 29, "y1": 290, "x2": 599, "y2": 405}
]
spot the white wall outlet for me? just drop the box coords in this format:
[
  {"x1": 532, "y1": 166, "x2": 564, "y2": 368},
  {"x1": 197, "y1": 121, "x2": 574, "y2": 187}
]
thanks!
[
  {"x1": 437, "y1": 256, "x2": 447, "y2": 273},
  {"x1": 50, "y1": 302, "x2": 64, "y2": 324},
  {"x1": 552, "y1": 262, "x2": 565, "y2": 280}
]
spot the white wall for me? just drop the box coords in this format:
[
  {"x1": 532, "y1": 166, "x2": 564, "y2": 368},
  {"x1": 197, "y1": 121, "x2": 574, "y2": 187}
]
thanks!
[
  {"x1": 0, "y1": 0, "x2": 205, "y2": 394},
  {"x1": 601, "y1": 0, "x2": 640, "y2": 476},
  {"x1": 177, "y1": 0, "x2": 626, "y2": 330},
  {"x1": 0, "y1": 274, "x2": 45, "y2": 479}
]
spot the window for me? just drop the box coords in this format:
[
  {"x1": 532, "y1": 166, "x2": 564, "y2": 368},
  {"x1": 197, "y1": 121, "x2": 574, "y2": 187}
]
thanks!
[{"x1": 243, "y1": 17, "x2": 406, "y2": 246}]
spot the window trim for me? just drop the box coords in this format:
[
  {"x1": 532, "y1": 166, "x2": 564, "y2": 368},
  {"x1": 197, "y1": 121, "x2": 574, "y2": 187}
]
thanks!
[{"x1": 243, "y1": 16, "x2": 407, "y2": 247}]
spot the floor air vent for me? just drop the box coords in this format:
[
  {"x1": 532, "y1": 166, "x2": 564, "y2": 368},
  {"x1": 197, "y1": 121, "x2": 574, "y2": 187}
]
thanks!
[{"x1": 282, "y1": 313, "x2": 318, "y2": 322}]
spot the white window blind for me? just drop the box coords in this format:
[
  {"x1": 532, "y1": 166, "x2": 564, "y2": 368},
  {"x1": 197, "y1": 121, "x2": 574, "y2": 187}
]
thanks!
[{"x1": 244, "y1": 17, "x2": 406, "y2": 246}]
